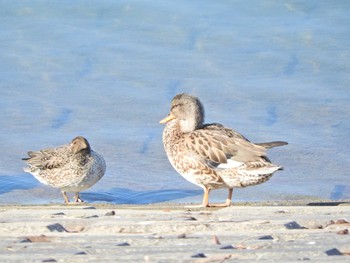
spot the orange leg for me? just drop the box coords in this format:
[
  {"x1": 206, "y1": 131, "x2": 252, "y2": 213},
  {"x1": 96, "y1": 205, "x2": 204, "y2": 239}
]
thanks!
[
  {"x1": 225, "y1": 188, "x2": 233, "y2": 207},
  {"x1": 185, "y1": 187, "x2": 211, "y2": 208},
  {"x1": 201, "y1": 187, "x2": 210, "y2": 207},
  {"x1": 207, "y1": 188, "x2": 233, "y2": 207},
  {"x1": 185, "y1": 188, "x2": 233, "y2": 208}
]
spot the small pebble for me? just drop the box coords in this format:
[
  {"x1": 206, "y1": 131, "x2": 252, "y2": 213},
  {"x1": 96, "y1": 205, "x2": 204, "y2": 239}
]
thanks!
[
  {"x1": 213, "y1": 235, "x2": 221, "y2": 245},
  {"x1": 105, "y1": 211, "x2": 115, "y2": 216},
  {"x1": 284, "y1": 221, "x2": 304, "y2": 229},
  {"x1": 65, "y1": 225, "x2": 85, "y2": 233},
  {"x1": 25, "y1": 235, "x2": 51, "y2": 243},
  {"x1": 52, "y1": 212, "x2": 65, "y2": 216},
  {"x1": 306, "y1": 221, "x2": 323, "y2": 229},
  {"x1": 177, "y1": 233, "x2": 186, "y2": 239},
  {"x1": 275, "y1": 210, "x2": 287, "y2": 214},
  {"x1": 259, "y1": 235, "x2": 274, "y2": 240},
  {"x1": 337, "y1": 229, "x2": 349, "y2": 235},
  {"x1": 6, "y1": 246, "x2": 14, "y2": 251},
  {"x1": 19, "y1": 238, "x2": 32, "y2": 243},
  {"x1": 325, "y1": 248, "x2": 343, "y2": 256},
  {"x1": 42, "y1": 259, "x2": 57, "y2": 262},
  {"x1": 335, "y1": 219, "x2": 349, "y2": 224},
  {"x1": 149, "y1": 235, "x2": 163, "y2": 239},
  {"x1": 47, "y1": 223, "x2": 67, "y2": 232},
  {"x1": 191, "y1": 253, "x2": 206, "y2": 258},
  {"x1": 220, "y1": 245, "x2": 235, "y2": 250},
  {"x1": 116, "y1": 242, "x2": 130, "y2": 246},
  {"x1": 199, "y1": 212, "x2": 212, "y2": 215},
  {"x1": 325, "y1": 220, "x2": 335, "y2": 227},
  {"x1": 297, "y1": 257, "x2": 310, "y2": 261},
  {"x1": 75, "y1": 251, "x2": 87, "y2": 255},
  {"x1": 184, "y1": 216, "x2": 197, "y2": 221},
  {"x1": 83, "y1": 215, "x2": 99, "y2": 219}
]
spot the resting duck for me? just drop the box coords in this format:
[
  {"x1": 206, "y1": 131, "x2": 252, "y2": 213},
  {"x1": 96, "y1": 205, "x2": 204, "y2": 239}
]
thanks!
[{"x1": 23, "y1": 136, "x2": 106, "y2": 204}]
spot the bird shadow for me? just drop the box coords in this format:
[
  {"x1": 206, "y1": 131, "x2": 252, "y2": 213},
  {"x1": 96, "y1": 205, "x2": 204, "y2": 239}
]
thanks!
[
  {"x1": 80, "y1": 188, "x2": 202, "y2": 204},
  {"x1": 0, "y1": 174, "x2": 202, "y2": 205}
]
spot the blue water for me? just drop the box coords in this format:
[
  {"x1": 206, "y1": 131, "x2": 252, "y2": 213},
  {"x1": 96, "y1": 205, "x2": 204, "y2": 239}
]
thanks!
[{"x1": 1, "y1": 1, "x2": 349, "y2": 204}]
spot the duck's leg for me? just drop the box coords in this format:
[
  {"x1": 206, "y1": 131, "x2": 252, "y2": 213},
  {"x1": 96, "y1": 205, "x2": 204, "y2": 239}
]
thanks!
[
  {"x1": 185, "y1": 188, "x2": 210, "y2": 208},
  {"x1": 74, "y1": 192, "x2": 84, "y2": 203},
  {"x1": 202, "y1": 188, "x2": 210, "y2": 207},
  {"x1": 225, "y1": 188, "x2": 233, "y2": 206},
  {"x1": 61, "y1": 191, "x2": 70, "y2": 204},
  {"x1": 208, "y1": 188, "x2": 232, "y2": 207}
]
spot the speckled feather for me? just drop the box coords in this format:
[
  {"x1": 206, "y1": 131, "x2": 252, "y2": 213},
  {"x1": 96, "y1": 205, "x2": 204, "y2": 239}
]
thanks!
[{"x1": 161, "y1": 93, "x2": 287, "y2": 206}]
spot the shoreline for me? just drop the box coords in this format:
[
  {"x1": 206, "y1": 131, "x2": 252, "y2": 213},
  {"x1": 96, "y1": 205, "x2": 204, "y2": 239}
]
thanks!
[
  {"x1": 1, "y1": 202, "x2": 350, "y2": 262},
  {"x1": 1, "y1": 199, "x2": 349, "y2": 209}
]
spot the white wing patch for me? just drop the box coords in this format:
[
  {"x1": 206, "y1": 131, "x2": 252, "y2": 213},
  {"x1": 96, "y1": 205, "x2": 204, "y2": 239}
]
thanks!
[{"x1": 216, "y1": 159, "x2": 244, "y2": 169}]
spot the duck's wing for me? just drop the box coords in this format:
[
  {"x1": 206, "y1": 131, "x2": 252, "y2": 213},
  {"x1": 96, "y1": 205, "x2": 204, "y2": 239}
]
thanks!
[
  {"x1": 184, "y1": 128, "x2": 268, "y2": 169},
  {"x1": 23, "y1": 144, "x2": 71, "y2": 170},
  {"x1": 204, "y1": 124, "x2": 288, "y2": 148},
  {"x1": 202, "y1": 123, "x2": 250, "y2": 141}
]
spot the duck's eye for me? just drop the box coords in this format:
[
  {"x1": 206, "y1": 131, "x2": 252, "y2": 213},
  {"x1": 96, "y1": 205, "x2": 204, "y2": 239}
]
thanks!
[{"x1": 171, "y1": 103, "x2": 183, "y2": 111}]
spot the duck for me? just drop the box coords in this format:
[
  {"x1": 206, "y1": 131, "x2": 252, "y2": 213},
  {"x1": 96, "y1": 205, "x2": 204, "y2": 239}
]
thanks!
[
  {"x1": 160, "y1": 93, "x2": 287, "y2": 207},
  {"x1": 22, "y1": 136, "x2": 106, "y2": 204}
]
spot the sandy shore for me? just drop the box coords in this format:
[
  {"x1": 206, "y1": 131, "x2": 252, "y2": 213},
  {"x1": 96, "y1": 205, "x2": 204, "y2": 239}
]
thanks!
[{"x1": 0, "y1": 202, "x2": 349, "y2": 262}]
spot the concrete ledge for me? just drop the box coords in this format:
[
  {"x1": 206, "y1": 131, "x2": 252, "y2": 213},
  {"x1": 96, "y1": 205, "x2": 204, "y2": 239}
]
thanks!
[{"x1": 0, "y1": 203, "x2": 349, "y2": 262}]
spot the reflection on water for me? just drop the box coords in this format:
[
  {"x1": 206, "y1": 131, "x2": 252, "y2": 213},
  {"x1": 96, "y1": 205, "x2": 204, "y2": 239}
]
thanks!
[
  {"x1": 0, "y1": 174, "x2": 39, "y2": 195},
  {"x1": 0, "y1": 173, "x2": 202, "y2": 205},
  {"x1": 0, "y1": 1, "x2": 349, "y2": 204},
  {"x1": 80, "y1": 189, "x2": 203, "y2": 204},
  {"x1": 330, "y1": 185, "x2": 346, "y2": 201}
]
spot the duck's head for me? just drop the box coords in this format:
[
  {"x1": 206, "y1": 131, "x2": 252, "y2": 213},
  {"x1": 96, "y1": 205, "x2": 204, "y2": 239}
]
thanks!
[
  {"x1": 71, "y1": 136, "x2": 91, "y2": 154},
  {"x1": 160, "y1": 93, "x2": 205, "y2": 133}
]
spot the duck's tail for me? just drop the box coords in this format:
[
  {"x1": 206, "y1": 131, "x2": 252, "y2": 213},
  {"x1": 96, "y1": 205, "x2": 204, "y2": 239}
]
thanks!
[{"x1": 255, "y1": 141, "x2": 288, "y2": 149}]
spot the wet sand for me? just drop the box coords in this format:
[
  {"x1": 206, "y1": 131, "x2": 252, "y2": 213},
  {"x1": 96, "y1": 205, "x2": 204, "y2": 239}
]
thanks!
[{"x1": 1, "y1": 202, "x2": 349, "y2": 262}]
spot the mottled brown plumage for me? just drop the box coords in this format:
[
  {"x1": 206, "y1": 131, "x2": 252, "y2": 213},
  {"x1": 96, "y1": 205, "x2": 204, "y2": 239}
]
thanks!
[
  {"x1": 160, "y1": 93, "x2": 287, "y2": 207},
  {"x1": 23, "y1": 136, "x2": 106, "y2": 203}
]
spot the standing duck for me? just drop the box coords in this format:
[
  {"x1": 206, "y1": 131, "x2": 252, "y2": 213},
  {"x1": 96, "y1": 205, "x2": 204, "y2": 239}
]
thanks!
[
  {"x1": 23, "y1": 136, "x2": 106, "y2": 204},
  {"x1": 160, "y1": 93, "x2": 287, "y2": 207}
]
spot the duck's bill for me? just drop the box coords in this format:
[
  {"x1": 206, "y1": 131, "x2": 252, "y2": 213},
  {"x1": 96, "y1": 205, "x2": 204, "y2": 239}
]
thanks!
[{"x1": 159, "y1": 114, "x2": 176, "y2": 124}]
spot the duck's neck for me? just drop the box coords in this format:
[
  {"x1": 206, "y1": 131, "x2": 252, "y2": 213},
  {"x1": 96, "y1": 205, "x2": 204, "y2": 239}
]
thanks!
[
  {"x1": 181, "y1": 104, "x2": 204, "y2": 133},
  {"x1": 164, "y1": 119, "x2": 182, "y2": 139},
  {"x1": 178, "y1": 108, "x2": 204, "y2": 133}
]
